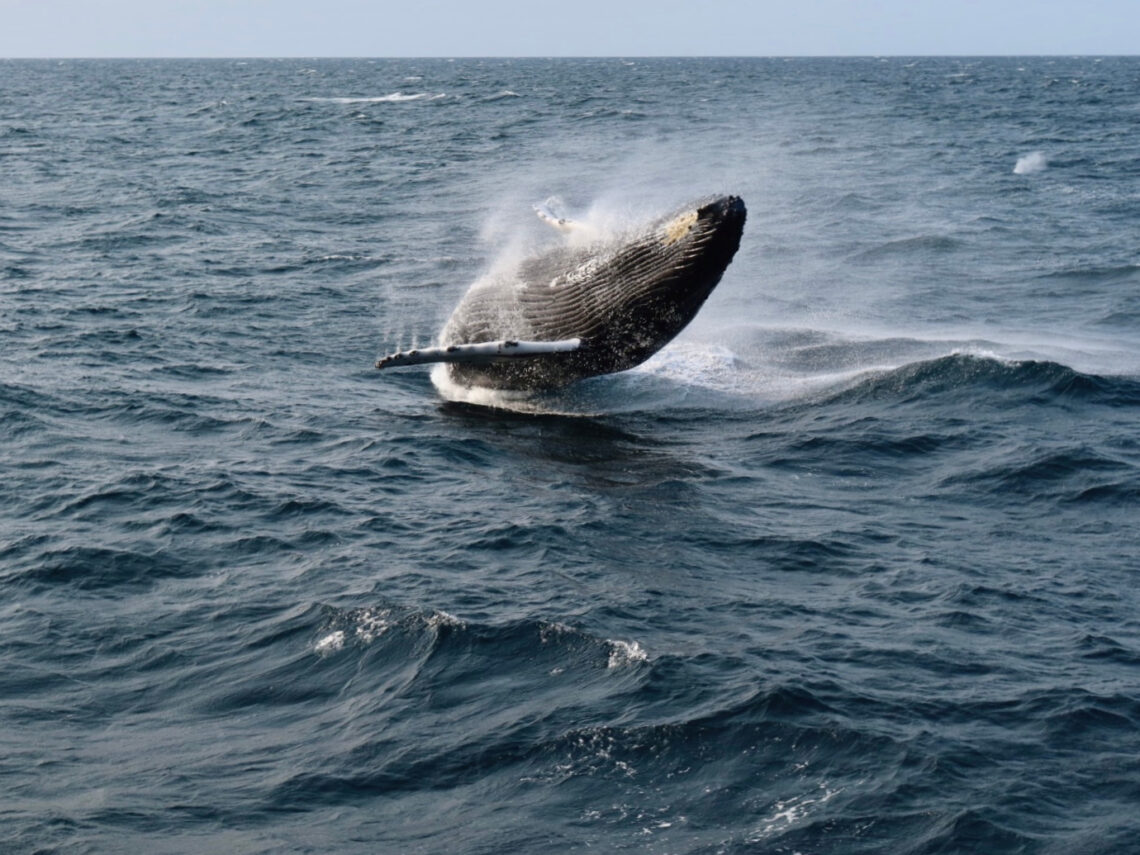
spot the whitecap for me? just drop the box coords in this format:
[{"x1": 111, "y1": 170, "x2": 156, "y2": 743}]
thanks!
[
  {"x1": 303, "y1": 92, "x2": 444, "y2": 104},
  {"x1": 354, "y1": 608, "x2": 392, "y2": 643},
  {"x1": 314, "y1": 630, "x2": 345, "y2": 655},
  {"x1": 426, "y1": 609, "x2": 464, "y2": 630},
  {"x1": 1014, "y1": 151, "x2": 1048, "y2": 174},
  {"x1": 607, "y1": 639, "x2": 648, "y2": 668},
  {"x1": 539, "y1": 621, "x2": 575, "y2": 643},
  {"x1": 749, "y1": 784, "x2": 841, "y2": 841}
]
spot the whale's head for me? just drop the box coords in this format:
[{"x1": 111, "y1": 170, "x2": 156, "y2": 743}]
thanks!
[
  {"x1": 578, "y1": 194, "x2": 747, "y2": 365},
  {"x1": 472, "y1": 194, "x2": 749, "y2": 387},
  {"x1": 647, "y1": 194, "x2": 747, "y2": 294}
]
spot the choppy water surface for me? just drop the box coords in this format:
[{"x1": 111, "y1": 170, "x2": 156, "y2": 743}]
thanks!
[{"x1": 3, "y1": 57, "x2": 1140, "y2": 853}]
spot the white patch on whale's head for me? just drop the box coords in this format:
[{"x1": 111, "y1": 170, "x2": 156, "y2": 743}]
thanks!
[{"x1": 661, "y1": 210, "x2": 699, "y2": 246}]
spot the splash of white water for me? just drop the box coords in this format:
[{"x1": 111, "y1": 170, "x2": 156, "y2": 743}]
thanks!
[{"x1": 1013, "y1": 151, "x2": 1047, "y2": 174}]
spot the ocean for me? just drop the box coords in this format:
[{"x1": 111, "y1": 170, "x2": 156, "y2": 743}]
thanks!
[{"x1": 3, "y1": 56, "x2": 1140, "y2": 853}]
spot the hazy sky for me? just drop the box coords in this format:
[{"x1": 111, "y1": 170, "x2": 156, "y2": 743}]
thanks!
[{"x1": 2, "y1": 0, "x2": 1137, "y2": 57}]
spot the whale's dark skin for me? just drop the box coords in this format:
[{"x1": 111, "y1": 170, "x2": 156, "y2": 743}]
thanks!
[{"x1": 376, "y1": 195, "x2": 746, "y2": 391}]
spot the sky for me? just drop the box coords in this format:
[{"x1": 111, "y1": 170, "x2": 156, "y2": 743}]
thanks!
[{"x1": 1, "y1": 0, "x2": 1137, "y2": 57}]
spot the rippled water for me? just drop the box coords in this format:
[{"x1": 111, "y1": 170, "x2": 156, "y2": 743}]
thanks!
[{"x1": 3, "y1": 57, "x2": 1140, "y2": 853}]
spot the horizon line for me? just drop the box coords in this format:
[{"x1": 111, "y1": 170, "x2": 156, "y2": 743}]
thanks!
[{"x1": 2, "y1": 53, "x2": 1138, "y2": 61}]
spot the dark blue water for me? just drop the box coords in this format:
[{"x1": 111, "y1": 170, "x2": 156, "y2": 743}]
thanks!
[{"x1": 3, "y1": 57, "x2": 1140, "y2": 853}]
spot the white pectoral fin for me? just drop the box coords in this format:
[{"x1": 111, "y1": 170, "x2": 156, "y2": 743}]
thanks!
[{"x1": 376, "y1": 338, "x2": 582, "y2": 369}]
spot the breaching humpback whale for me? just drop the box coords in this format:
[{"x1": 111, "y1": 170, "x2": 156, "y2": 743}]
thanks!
[{"x1": 376, "y1": 195, "x2": 746, "y2": 391}]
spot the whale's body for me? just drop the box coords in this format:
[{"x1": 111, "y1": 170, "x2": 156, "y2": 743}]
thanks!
[{"x1": 377, "y1": 195, "x2": 746, "y2": 391}]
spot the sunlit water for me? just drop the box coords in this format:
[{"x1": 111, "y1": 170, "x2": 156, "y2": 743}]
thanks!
[{"x1": 3, "y1": 57, "x2": 1140, "y2": 854}]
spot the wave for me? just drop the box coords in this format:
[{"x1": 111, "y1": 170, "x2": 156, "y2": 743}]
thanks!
[
  {"x1": 302, "y1": 93, "x2": 445, "y2": 104},
  {"x1": 853, "y1": 234, "x2": 963, "y2": 261},
  {"x1": 1038, "y1": 262, "x2": 1140, "y2": 287},
  {"x1": 938, "y1": 444, "x2": 1132, "y2": 502},
  {"x1": 311, "y1": 605, "x2": 648, "y2": 674},
  {"x1": 285, "y1": 615, "x2": 1125, "y2": 853},
  {"x1": 824, "y1": 353, "x2": 1140, "y2": 408},
  {"x1": 792, "y1": 353, "x2": 1140, "y2": 507},
  {"x1": 9, "y1": 545, "x2": 192, "y2": 591}
]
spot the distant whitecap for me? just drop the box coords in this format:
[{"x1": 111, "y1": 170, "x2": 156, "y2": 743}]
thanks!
[
  {"x1": 1014, "y1": 151, "x2": 1048, "y2": 174},
  {"x1": 303, "y1": 92, "x2": 444, "y2": 104}
]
